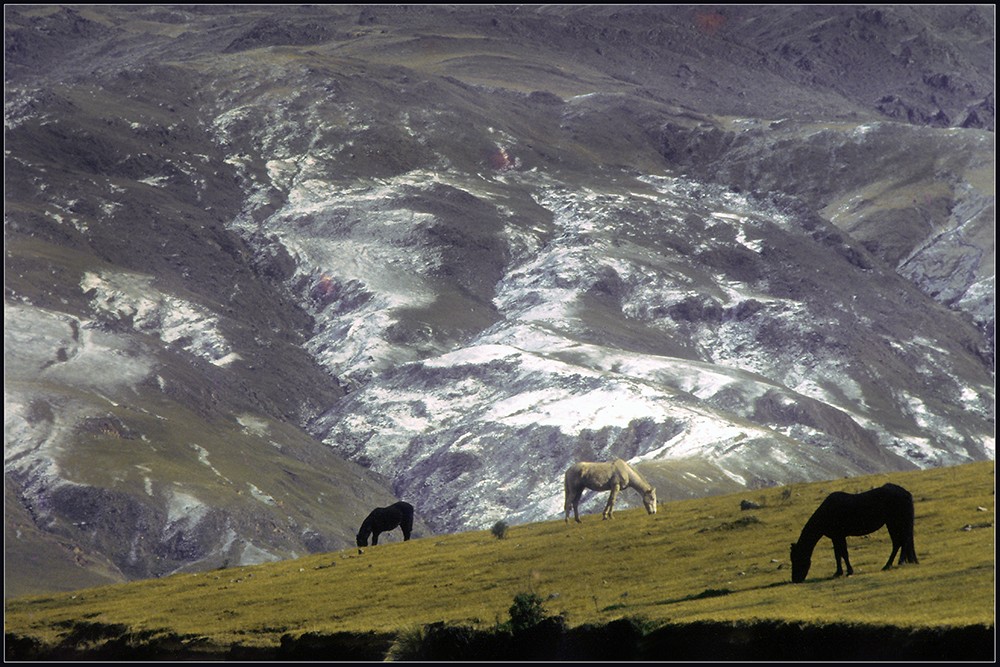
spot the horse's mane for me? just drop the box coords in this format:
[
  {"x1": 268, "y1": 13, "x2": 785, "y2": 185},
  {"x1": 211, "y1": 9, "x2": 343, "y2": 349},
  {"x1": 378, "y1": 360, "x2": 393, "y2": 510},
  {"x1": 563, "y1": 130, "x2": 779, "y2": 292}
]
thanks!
[
  {"x1": 618, "y1": 459, "x2": 652, "y2": 492},
  {"x1": 357, "y1": 514, "x2": 375, "y2": 539}
]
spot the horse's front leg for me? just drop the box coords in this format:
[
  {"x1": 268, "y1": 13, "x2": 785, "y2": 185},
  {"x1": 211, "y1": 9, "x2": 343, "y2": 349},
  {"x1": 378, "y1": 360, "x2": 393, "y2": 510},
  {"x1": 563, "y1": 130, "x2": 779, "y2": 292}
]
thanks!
[
  {"x1": 371, "y1": 531, "x2": 381, "y2": 546},
  {"x1": 832, "y1": 538, "x2": 845, "y2": 577},
  {"x1": 603, "y1": 485, "x2": 619, "y2": 520},
  {"x1": 832, "y1": 536, "x2": 852, "y2": 577}
]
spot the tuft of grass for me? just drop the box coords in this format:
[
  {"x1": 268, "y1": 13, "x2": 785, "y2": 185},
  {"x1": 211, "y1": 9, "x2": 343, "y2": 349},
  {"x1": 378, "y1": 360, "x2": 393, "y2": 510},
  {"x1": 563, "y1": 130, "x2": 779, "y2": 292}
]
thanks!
[
  {"x1": 689, "y1": 588, "x2": 732, "y2": 600},
  {"x1": 4, "y1": 461, "x2": 994, "y2": 654},
  {"x1": 697, "y1": 515, "x2": 762, "y2": 532}
]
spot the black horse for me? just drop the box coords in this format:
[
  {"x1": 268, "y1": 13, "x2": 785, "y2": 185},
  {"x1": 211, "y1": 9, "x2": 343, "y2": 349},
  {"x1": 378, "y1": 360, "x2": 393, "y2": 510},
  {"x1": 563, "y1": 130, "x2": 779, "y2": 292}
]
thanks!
[
  {"x1": 356, "y1": 501, "x2": 414, "y2": 547},
  {"x1": 790, "y1": 483, "x2": 918, "y2": 583}
]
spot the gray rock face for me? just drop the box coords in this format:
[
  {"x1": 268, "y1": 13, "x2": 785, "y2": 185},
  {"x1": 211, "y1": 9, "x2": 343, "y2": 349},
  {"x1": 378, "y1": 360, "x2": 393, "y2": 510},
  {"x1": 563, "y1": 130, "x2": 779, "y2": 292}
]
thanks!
[{"x1": 4, "y1": 5, "x2": 994, "y2": 593}]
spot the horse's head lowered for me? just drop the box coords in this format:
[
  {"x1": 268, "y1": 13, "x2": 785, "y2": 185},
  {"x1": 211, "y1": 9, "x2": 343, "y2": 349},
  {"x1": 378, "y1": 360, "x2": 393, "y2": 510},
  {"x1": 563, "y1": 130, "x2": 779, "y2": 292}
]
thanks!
[
  {"x1": 643, "y1": 488, "x2": 657, "y2": 515},
  {"x1": 356, "y1": 529, "x2": 371, "y2": 548},
  {"x1": 789, "y1": 542, "x2": 810, "y2": 583}
]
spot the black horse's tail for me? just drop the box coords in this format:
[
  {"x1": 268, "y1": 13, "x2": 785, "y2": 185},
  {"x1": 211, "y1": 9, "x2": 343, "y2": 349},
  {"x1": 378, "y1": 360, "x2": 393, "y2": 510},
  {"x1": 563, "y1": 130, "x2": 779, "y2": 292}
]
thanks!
[
  {"x1": 399, "y1": 502, "x2": 414, "y2": 540},
  {"x1": 902, "y1": 492, "x2": 919, "y2": 565}
]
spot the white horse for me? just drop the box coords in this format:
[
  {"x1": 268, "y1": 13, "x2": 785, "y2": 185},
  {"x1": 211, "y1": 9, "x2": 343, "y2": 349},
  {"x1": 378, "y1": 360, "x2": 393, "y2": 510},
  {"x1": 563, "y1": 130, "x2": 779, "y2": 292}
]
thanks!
[{"x1": 564, "y1": 458, "x2": 657, "y2": 523}]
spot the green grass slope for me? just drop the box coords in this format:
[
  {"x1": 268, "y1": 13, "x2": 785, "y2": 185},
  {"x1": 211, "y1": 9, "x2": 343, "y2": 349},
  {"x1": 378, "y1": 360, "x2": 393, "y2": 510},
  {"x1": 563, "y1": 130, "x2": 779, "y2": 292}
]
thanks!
[{"x1": 5, "y1": 461, "x2": 994, "y2": 659}]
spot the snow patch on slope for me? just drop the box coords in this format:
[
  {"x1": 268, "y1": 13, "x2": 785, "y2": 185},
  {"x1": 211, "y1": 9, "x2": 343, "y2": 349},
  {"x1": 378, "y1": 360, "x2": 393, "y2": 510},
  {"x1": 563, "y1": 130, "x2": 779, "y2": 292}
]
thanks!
[
  {"x1": 80, "y1": 270, "x2": 238, "y2": 366},
  {"x1": 4, "y1": 302, "x2": 159, "y2": 490}
]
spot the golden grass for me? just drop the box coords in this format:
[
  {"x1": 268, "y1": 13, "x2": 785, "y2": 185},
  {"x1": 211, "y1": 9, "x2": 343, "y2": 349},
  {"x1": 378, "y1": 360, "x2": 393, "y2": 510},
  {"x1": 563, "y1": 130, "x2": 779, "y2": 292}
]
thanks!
[{"x1": 5, "y1": 461, "x2": 994, "y2": 650}]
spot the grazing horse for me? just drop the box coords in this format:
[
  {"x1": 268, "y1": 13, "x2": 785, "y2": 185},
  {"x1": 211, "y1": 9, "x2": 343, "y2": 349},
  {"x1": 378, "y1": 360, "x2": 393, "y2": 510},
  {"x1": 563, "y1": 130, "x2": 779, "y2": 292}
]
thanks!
[
  {"x1": 564, "y1": 458, "x2": 657, "y2": 523},
  {"x1": 790, "y1": 483, "x2": 918, "y2": 583},
  {"x1": 356, "y1": 501, "x2": 414, "y2": 547}
]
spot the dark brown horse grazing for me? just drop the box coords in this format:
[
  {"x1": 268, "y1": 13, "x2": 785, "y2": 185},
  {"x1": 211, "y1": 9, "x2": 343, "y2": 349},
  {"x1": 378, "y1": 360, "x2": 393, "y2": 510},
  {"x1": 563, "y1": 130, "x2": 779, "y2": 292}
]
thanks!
[
  {"x1": 357, "y1": 501, "x2": 414, "y2": 547},
  {"x1": 790, "y1": 483, "x2": 918, "y2": 583}
]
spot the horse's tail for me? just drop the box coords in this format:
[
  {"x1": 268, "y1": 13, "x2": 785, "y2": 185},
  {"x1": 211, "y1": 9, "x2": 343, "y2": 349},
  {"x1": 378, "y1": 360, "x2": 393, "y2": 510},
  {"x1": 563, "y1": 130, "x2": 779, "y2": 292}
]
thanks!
[
  {"x1": 904, "y1": 493, "x2": 918, "y2": 564},
  {"x1": 564, "y1": 465, "x2": 582, "y2": 521},
  {"x1": 894, "y1": 488, "x2": 919, "y2": 565},
  {"x1": 400, "y1": 502, "x2": 415, "y2": 539},
  {"x1": 904, "y1": 538, "x2": 918, "y2": 564}
]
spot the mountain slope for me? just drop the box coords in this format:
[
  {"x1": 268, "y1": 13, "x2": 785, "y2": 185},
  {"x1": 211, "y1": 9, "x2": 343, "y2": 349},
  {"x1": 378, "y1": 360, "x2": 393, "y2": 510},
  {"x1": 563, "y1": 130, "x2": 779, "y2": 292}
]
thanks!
[
  {"x1": 3, "y1": 4, "x2": 994, "y2": 595},
  {"x1": 4, "y1": 461, "x2": 995, "y2": 661}
]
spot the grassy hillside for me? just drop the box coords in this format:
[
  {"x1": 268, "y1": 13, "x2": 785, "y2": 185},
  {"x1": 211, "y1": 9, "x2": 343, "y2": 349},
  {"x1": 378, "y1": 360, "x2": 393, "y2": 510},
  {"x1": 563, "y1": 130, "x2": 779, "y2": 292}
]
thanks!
[{"x1": 5, "y1": 461, "x2": 994, "y2": 659}]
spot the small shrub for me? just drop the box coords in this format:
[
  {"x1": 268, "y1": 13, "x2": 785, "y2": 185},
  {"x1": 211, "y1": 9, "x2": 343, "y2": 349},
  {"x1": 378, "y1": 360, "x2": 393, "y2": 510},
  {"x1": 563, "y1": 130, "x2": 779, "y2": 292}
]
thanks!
[
  {"x1": 491, "y1": 521, "x2": 509, "y2": 540},
  {"x1": 508, "y1": 592, "x2": 546, "y2": 634}
]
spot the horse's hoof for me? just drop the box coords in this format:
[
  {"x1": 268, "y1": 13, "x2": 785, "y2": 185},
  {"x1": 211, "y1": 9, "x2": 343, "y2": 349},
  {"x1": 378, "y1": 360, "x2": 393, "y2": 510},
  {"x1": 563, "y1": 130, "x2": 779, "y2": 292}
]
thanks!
[{"x1": 358, "y1": 548, "x2": 364, "y2": 555}]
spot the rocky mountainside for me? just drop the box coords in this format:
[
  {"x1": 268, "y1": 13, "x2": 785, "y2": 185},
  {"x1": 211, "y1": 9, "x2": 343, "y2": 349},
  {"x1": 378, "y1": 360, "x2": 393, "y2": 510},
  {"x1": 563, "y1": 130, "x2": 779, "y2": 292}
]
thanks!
[{"x1": 4, "y1": 4, "x2": 994, "y2": 597}]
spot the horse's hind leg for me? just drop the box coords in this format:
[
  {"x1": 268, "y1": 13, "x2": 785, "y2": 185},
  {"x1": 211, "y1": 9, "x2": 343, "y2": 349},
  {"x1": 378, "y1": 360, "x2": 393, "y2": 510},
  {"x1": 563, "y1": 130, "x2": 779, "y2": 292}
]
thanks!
[
  {"x1": 888, "y1": 522, "x2": 918, "y2": 565},
  {"x1": 883, "y1": 543, "x2": 901, "y2": 570},
  {"x1": 567, "y1": 489, "x2": 583, "y2": 523}
]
